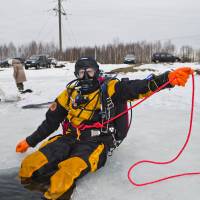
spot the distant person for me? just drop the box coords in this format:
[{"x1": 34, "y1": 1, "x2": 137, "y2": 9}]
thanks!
[{"x1": 8, "y1": 59, "x2": 27, "y2": 92}]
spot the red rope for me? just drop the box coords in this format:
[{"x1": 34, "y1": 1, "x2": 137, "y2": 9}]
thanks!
[
  {"x1": 128, "y1": 73, "x2": 197, "y2": 186},
  {"x1": 102, "y1": 79, "x2": 173, "y2": 126},
  {"x1": 79, "y1": 77, "x2": 174, "y2": 130}
]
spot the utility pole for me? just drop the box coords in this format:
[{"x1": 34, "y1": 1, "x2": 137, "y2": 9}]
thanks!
[
  {"x1": 58, "y1": 0, "x2": 62, "y2": 53},
  {"x1": 53, "y1": 0, "x2": 66, "y2": 59}
]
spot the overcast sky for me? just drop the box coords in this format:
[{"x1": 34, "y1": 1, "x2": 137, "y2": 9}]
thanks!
[{"x1": 0, "y1": 0, "x2": 200, "y2": 48}]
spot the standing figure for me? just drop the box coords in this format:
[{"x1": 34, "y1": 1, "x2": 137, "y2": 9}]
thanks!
[{"x1": 9, "y1": 59, "x2": 27, "y2": 92}]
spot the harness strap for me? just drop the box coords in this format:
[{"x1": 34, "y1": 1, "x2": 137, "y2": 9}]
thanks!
[{"x1": 99, "y1": 79, "x2": 116, "y2": 134}]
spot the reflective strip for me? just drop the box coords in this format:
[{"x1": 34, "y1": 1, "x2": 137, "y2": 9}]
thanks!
[
  {"x1": 49, "y1": 102, "x2": 57, "y2": 111},
  {"x1": 44, "y1": 157, "x2": 87, "y2": 200},
  {"x1": 138, "y1": 91, "x2": 152, "y2": 99},
  {"x1": 39, "y1": 135, "x2": 62, "y2": 149},
  {"x1": 76, "y1": 128, "x2": 81, "y2": 140},
  {"x1": 89, "y1": 144, "x2": 105, "y2": 172},
  {"x1": 19, "y1": 151, "x2": 48, "y2": 178}
]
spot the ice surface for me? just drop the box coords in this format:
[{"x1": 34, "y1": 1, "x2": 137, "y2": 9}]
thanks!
[{"x1": 0, "y1": 63, "x2": 199, "y2": 200}]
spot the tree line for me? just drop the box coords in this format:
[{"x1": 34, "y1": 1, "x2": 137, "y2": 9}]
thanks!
[{"x1": 0, "y1": 40, "x2": 200, "y2": 64}]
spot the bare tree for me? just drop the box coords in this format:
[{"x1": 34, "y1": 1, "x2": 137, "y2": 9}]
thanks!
[
  {"x1": 0, "y1": 40, "x2": 200, "y2": 64},
  {"x1": 180, "y1": 45, "x2": 195, "y2": 62}
]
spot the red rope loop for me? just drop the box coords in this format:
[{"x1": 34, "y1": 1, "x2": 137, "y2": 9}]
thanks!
[{"x1": 128, "y1": 73, "x2": 198, "y2": 187}]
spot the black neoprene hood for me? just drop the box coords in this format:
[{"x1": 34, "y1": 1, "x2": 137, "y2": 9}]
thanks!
[{"x1": 74, "y1": 57, "x2": 99, "y2": 76}]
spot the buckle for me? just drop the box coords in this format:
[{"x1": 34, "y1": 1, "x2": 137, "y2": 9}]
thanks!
[
  {"x1": 100, "y1": 111, "x2": 107, "y2": 119},
  {"x1": 106, "y1": 97, "x2": 114, "y2": 109},
  {"x1": 91, "y1": 129, "x2": 101, "y2": 137}
]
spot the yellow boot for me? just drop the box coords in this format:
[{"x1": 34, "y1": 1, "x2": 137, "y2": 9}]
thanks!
[{"x1": 44, "y1": 157, "x2": 87, "y2": 200}]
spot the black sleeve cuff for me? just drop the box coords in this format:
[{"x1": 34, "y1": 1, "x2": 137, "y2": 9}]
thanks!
[
  {"x1": 26, "y1": 131, "x2": 43, "y2": 147},
  {"x1": 148, "y1": 71, "x2": 174, "y2": 91}
]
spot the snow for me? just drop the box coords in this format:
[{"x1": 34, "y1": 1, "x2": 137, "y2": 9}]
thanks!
[{"x1": 0, "y1": 63, "x2": 200, "y2": 200}]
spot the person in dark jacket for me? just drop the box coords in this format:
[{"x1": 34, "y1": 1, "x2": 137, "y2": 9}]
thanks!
[{"x1": 16, "y1": 57, "x2": 193, "y2": 200}]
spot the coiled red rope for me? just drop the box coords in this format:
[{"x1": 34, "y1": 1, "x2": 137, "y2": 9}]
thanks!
[{"x1": 128, "y1": 73, "x2": 197, "y2": 186}]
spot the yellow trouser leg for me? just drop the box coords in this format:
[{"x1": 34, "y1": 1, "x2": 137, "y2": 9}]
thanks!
[
  {"x1": 19, "y1": 151, "x2": 48, "y2": 178},
  {"x1": 44, "y1": 157, "x2": 87, "y2": 200}
]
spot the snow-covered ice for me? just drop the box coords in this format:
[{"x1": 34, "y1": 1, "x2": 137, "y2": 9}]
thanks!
[{"x1": 0, "y1": 62, "x2": 200, "y2": 200}]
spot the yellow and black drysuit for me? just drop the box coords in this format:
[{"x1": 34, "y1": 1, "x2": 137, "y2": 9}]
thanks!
[{"x1": 19, "y1": 72, "x2": 173, "y2": 199}]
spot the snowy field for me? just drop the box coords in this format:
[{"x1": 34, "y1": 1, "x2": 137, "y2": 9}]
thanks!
[{"x1": 0, "y1": 62, "x2": 200, "y2": 200}]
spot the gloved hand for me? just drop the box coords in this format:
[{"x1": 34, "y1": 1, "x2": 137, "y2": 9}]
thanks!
[
  {"x1": 16, "y1": 139, "x2": 30, "y2": 153},
  {"x1": 168, "y1": 67, "x2": 193, "y2": 86}
]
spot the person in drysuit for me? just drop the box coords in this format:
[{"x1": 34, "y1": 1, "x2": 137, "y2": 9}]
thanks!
[{"x1": 16, "y1": 57, "x2": 193, "y2": 200}]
